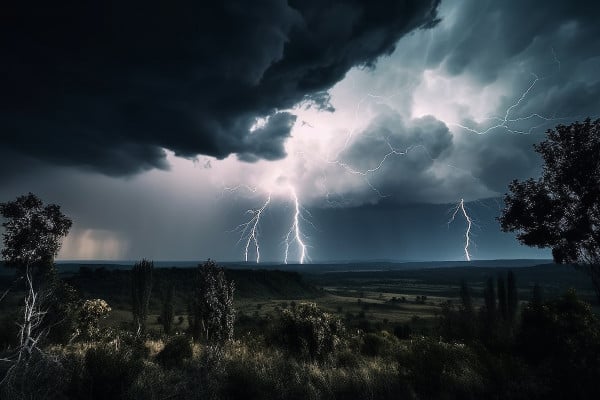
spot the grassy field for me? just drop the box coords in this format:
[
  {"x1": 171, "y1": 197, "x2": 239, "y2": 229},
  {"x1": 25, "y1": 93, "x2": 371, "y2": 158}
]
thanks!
[{"x1": 1, "y1": 261, "x2": 597, "y2": 336}]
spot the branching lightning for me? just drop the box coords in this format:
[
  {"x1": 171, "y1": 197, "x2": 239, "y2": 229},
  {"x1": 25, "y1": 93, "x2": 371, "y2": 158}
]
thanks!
[
  {"x1": 233, "y1": 194, "x2": 271, "y2": 263},
  {"x1": 448, "y1": 199, "x2": 473, "y2": 261},
  {"x1": 284, "y1": 186, "x2": 308, "y2": 264},
  {"x1": 229, "y1": 184, "x2": 312, "y2": 264}
]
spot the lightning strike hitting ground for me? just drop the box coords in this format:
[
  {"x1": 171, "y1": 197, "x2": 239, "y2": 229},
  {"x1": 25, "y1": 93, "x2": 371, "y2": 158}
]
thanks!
[
  {"x1": 233, "y1": 194, "x2": 271, "y2": 263},
  {"x1": 284, "y1": 186, "x2": 308, "y2": 264},
  {"x1": 448, "y1": 199, "x2": 473, "y2": 261}
]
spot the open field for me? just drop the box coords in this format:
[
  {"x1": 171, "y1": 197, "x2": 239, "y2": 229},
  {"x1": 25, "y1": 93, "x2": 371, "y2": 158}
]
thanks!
[{"x1": 3, "y1": 260, "x2": 594, "y2": 336}]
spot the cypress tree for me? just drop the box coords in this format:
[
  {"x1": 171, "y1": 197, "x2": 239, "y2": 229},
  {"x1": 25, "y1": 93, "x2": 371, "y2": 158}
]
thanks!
[
  {"x1": 484, "y1": 277, "x2": 496, "y2": 317},
  {"x1": 131, "y1": 259, "x2": 153, "y2": 334},
  {"x1": 507, "y1": 270, "x2": 518, "y2": 323},
  {"x1": 160, "y1": 282, "x2": 175, "y2": 335},
  {"x1": 497, "y1": 274, "x2": 508, "y2": 321},
  {"x1": 459, "y1": 279, "x2": 473, "y2": 314},
  {"x1": 531, "y1": 283, "x2": 543, "y2": 310}
]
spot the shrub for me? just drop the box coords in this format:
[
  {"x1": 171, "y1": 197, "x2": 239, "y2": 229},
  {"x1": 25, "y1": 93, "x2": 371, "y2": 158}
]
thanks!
[
  {"x1": 160, "y1": 283, "x2": 175, "y2": 334},
  {"x1": 0, "y1": 311, "x2": 19, "y2": 350},
  {"x1": 399, "y1": 337, "x2": 485, "y2": 399},
  {"x1": 78, "y1": 298, "x2": 111, "y2": 340},
  {"x1": 0, "y1": 351, "x2": 68, "y2": 400},
  {"x1": 79, "y1": 343, "x2": 144, "y2": 400},
  {"x1": 361, "y1": 332, "x2": 399, "y2": 357},
  {"x1": 155, "y1": 335, "x2": 193, "y2": 368},
  {"x1": 517, "y1": 289, "x2": 600, "y2": 399},
  {"x1": 273, "y1": 302, "x2": 346, "y2": 361},
  {"x1": 393, "y1": 324, "x2": 412, "y2": 340}
]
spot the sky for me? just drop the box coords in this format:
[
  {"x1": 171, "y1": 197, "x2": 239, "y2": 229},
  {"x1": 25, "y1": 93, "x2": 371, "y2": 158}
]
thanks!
[{"x1": 1, "y1": 0, "x2": 599, "y2": 263}]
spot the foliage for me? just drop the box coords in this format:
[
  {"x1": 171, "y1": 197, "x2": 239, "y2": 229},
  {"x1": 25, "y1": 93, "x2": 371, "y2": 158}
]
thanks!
[
  {"x1": 159, "y1": 282, "x2": 175, "y2": 334},
  {"x1": 273, "y1": 302, "x2": 346, "y2": 361},
  {"x1": 517, "y1": 288, "x2": 600, "y2": 399},
  {"x1": 131, "y1": 259, "x2": 153, "y2": 334},
  {"x1": 398, "y1": 337, "x2": 485, "y2": 399},
  {"x1": 499, "y1": 118, "x2": 600, "y2": 301},
  {"x1": 440, "y1": 281, "x2": 478, "y2": 342},
  {"x1": 155, "y1": 335, "x2": 192, "y2": 368},
  {"x1": 0, "y1": 193, "x2": 72, "y2": 272},
  {"x1": 361, "y1": 332, "x2": 399, "y2": 357},
  {"x1": 78, "y1": 342, "x2": 145, "y2": 400},
  {"x1": 44, "y1": 278, "x2": 83, "y2": 344},
  {"x1": 188, "y1": 260, "x2": 235, "y2": 346},
  {"x1": 0, "y1": 350, "x2": 68, "y2": 400},
  {"x1": 77, "y1": 299, "x2": 111, "y2": 341},
  {"x1": 507, "y1": 270, "x2": 518, "y2": 323}
]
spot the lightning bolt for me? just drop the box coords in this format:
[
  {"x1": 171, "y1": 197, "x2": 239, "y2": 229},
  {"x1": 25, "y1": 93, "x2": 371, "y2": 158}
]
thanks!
[
  {"x1": 284, "y1": 186, "x2": 309, "y2": 264},
  {"x1": 233, "y1": 194, "x2": 271, "y2": 263},
  {"x1": 448, "y1": 198, "x2": 473, "y2": 261},
  {"x1": 452, "y1": 51, "x2": 598, "y2": 136}
]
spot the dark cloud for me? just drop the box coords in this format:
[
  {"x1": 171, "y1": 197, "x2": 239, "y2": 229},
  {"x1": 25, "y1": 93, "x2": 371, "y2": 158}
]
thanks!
[
  {"x1": 323, "y1": 110, "x2": 495, "y2": 204},
  {"x1": 428, "y1": 0, "x2": 600, "y2": 84},
  {"x1": 1, "y1": 0, "x2": 440, "y2": 176}
]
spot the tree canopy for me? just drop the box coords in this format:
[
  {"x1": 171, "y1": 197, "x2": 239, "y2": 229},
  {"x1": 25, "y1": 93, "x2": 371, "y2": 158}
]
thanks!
[
  {"x1": 499, "y1": 118, "x2": 600, "y2": 300},
  {"x1": 0, "y1": 192, "x2": 72, "y2": 271}
]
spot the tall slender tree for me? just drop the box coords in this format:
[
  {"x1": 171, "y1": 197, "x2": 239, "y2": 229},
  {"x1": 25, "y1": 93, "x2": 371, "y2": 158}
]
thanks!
[
  {"x1": 131, "y1": 259, "x2": 153, "y2": 334},
  {"x1": 483, "y1": 277, "x2": 496, "y2": 318},
  {"x1": 507, "y1": 270, "x2": 519, "y2": 323},
  {"x1": 497, "y1": 275, "x2": 508, "y2": 321},
  {"x1": 189, "y1": 259, "x2": 235, "y2": 345},
  {"x1": 459, "y1": 279, "x2": 473, "y2": 314},
  {"x1": 160, "y1": 282, "x2": 175, "y2": 335}
]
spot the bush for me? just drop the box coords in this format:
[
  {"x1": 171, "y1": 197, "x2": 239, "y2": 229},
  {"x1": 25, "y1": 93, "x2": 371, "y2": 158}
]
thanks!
[
  {"x1": 0, "y1": 351, "x2": 68, "y2": 400},
  {"x1": 0, "y1": 311, "x2": 19, "y2": 350},
  {"x1": 399, "y1": 337, "x2": 485, "y2": 399},
  {"x1": 78, "y1": 298, "x2": 111, "y2": 340},
  {"x1": 517, "y1": 289, "x2": 600, "y2": 399},
  {"x1": 361, "y1": 332, "x2": 399, "y2": 357},
  {"x1": 155, "y1": 335, "x2": 193, "y2": 368},
  {"x1": 78, "y1": 343, "x2": 144, "y2": 399},
  {"x1": 273, "y1": 302, "x2": 346, "y2": 361}
]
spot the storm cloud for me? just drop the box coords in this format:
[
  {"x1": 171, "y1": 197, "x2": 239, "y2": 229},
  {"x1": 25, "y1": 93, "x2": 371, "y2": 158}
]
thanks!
[
  {"x1": 1, "y1": 0, "x2": 440, "y2": 175},
  {"x1": 2, "y1": 0, "x2": 598, "y2": 262}
]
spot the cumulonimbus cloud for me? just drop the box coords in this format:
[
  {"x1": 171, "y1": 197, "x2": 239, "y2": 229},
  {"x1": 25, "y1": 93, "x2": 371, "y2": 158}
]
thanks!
[{"x1": 1, "y1": 0, "x2": 440, "y2": 176}]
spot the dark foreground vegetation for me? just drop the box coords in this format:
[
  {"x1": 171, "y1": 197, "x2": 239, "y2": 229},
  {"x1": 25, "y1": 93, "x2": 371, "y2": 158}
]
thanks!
[{"x1": 1, "y1": 257, "x2": 599, "y2": 400}]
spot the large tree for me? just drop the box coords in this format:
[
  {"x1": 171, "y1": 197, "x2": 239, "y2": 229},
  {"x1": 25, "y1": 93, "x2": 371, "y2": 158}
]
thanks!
[
  {"x1": 0, "y1": 193, "x2": 72, "y2": 363},
  {"x1": 1, "y1": 192, "x2": 72, "y2": 273},
  {"x1": 499, "y1": 118, "x2": 600, "y2": 301}
]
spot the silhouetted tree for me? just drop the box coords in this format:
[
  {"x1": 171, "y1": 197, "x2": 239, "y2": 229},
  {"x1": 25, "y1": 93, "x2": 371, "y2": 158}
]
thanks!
[
  {"x1": 497, "y1": 275, "x2": 507, "y2": 321},
  {"x1": 481, "y1": 277, "x2": 498, "y2": 342},
  {"x1": 1, "y1": 193, "x2": 72, "y2": 274},
  {"x1": 531, "y1": 283, "x2": 543, "y2": 310},
  {"x1": 188, "y1": 259, "x2": 235, "y2": 345},
  {"x1": 507, "y1": 270, "x2": 518, "y2": 323},
  {"x1": 0, "y1": 193, "x2": 72, "y2": 360},
  {"x1": 160, "y1": 282, "x2": 175, "y2": 335},
  {"x1": 483, "y1": 277, "x2": 496, "y2": 318},
  {"x1": 459, "y1": 280, "x2": 473, "y2": 314},
  {"x1": 458, "y1": 280, "x2": 476, "y2": 340},
  {"x1": 499, "y1": 118, "x2": 600, "y2": 302},
  {"x1": 131, "y1": 259, "x2": 153, "y2": 334}
]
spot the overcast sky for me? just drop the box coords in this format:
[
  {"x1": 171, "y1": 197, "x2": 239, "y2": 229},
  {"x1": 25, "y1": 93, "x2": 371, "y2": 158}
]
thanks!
[{"x1": 2, "y1": 0, "x2": 599, "y2": 263}]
